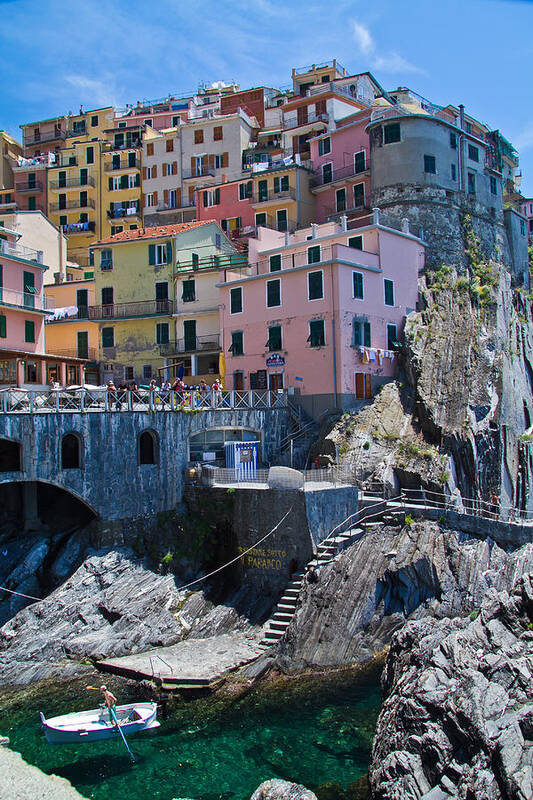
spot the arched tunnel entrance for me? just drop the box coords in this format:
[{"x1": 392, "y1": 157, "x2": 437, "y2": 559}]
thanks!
[{"x1": 0, "y1": 481, "x2": 96, "y2": 533}]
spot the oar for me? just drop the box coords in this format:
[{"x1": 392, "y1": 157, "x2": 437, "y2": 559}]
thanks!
[{"x1": 110, "y1": 706, "x2": 136, "y2": 764}]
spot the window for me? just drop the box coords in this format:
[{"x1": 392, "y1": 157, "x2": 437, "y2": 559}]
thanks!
[
  {"x1": 466, "y1": 122, "x2": 472, "y2": 133},
  {"x1": 61, "y1": 434, "x2": 81, "y2": 470},
  {"x1": 308, "y1": 270, "x2": 323, "y2": 300},
  {"x1": 308, "y1": 319, "x2": 325, "y2": 347},
  {"x1": 91, "y1": 115, "x2": 99, "y2": 127},
  {"x1": 230, "y1": 286, "x2": 243, "y2": 314},
  {"x1": 239, "y1": 182, "x2": 252, "y2": 200},
  {"x1": 25, "y1": 320, "x2": 35, "y2": 343},
  {"x1": 451, "y1": 163, "x2": 457, "y2": 181},
  {"x1": 191, "y1": 252, "x2": 199, "y2": 270},
  {"x1": 276, "y1": 209, "x2": 288, "y2": 231},
  {"x1": 354, "y1": 151, "x2": 366, "y2": 173},
  {"x1": 274, "y1": 175, "x2": 289, "y2": 193},
  {"x1": 143, "y1": 365, "x2": 152, "y2": 380},
  {"x1": 86, "y1": 146, "x2": 94, "y2": 164},
  {"x1": 172, "y1": 116, "x2": 179, "y2": 126},
  {"x1": 468, "y1": 144, "x2": 479, "y2": 162},
  {"x1": 77, "y1": 331, "x2": 89, "y2": 359},
  {"x1": 307, "y1": 245, "x2": 321, "y2": 264},
  {"x1": 111, "y1": 225, "x2": 123, "y2": 235},
  {"x1": 450, "y1": 132, "x2": 457, "y2": 149},
  {"x1": 144, "y1": 118, "x2": 153, "y2": 127},
  {"x1": 267, "y1": 325, "x2": 282, "y2": 352},
  {"x1": 336, "y1": 188, "x2": 346, "y2": 213},
  {"x1": 353, "y1": 184, "x2": 364, "y2": 208},
  {"x1": 348, "y1": 235, "x2": 363, "y2": 250},
  {"x1": 213, "y1": 126, "x2": 223, "y2": 141},
  {"x1": 166, "y1": 139, "x2": 174, "y2": 152},
  {"x1": 139, "y1": 431, "x2": 158, "y2": 465},
  {"x1": 59, "y1": 214, "x2": 68, "y2": 227},
  {"x1": 467, "y1": 172, "x2": 476, "y2": 194},
  {"x1": 128, "y1": 151, "x2": 137, "y2": 167},
  {"x1": 100, "y1": 249, "x2": 113, "y2": 270},
  {"x1": 353, "y1": 272, "x2": 364, "y2": 299},
  {"x1": 148, "y1": 241, "x2": 172, "y2": 265},
  {"x1": 102, "y1": 327, "x2": 114, "y2": 348},
  {"x1": 520, "y1": 219, "x2": 526, "y2": 236},
  {"x1": 213, "y1": 154, "x2": 223, "y2": 169},
  {"x1": 424, "y1": 155, "x2": 436, "y2": 174},
  {"x1": 352, "y1": 320, "x2": 371, "y2": 347},
  {"x1": 146, "y1": 193, "x2": 154, "y2": 207},
  {"x1": 182, "y1": 279, "x2": 195, "y2": 302},
  {"x1": 257, "y1": 180, "x2": 268, "y2": 201},
  {"x1": 384, "y1": 123, "x2": 401, "y2": 144},
  {"x1": 28, "y1": 197, "x2": 36, "y2": 211},
  {"x1": 156, "y1": 322, "x2": 169, "y2": 344},
  {"x1": 269, "y1": 254, "x2": 282, "y2": 272},
  {"x1": 194, "y1": 129, "x2": 204, "y2": 144},
  {"x1": 255, "y1": 213, "x2": 267, "y2": 226},
  {"x1": 384, "y1": 278, "x2": 395, "y2": 306},
  {"x1": 101, "y1": 287, "x2": 114, "y2": 308},
  {"x1": 322, "y1": 163, "x2": 332, "y2": 184},
  {"x1": 318, "y1": 137, "x2": 331, "y2": 156},
  {"x1": 124, "y1": 366, "x2": 134, "y2": 381},
  {"x1": 146, "y1": 142, "x2": 154, "y2": 156},
  {"x1": 230, "y1": 330, "x2": 244, "y2": 355},
  {"x1": 387, "y1": 324, "x2": 398, "y2": 350},
  {"x1": 0, "y1": 315, "x2": 6, "y2": 338},
  {"x1": 203, "y1": 188, "x2": 220, "y2": 207},
  {"x1": 490, "y1": 175, "x2": 497, "y2": 195},
  {"x1": 266, "y1": 278, "x2": 281, "y2": 307}
]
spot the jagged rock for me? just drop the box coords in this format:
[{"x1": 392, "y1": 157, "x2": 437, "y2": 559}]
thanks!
[
  {"x1": 276, "y1": 520, "x2": 533, "y2": 671},
  {"x1": 250, "y1": 779, "x2": 317, "y2": 800},
  {"x1": 369, "y1": 574, "x2": 533, "y2": 799}
]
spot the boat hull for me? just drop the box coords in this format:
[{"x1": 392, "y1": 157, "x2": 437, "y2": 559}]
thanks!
[{"x1": 41, "y1": 702, "x2": 159, "y2": 745}]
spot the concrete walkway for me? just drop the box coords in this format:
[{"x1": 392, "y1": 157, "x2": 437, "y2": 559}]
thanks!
[
  {"x1": 0, "y1": 746, "x2": 88, "y2": 800},
  {"x1": 97, "y1": 631, "x2": 264, "y2": 688}
]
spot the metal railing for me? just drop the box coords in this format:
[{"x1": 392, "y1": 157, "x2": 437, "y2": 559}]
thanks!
[
  {"x1": 156, "y1": 200, "x2": 196, "y2": 211},
  {"x1": 45, "y1": 347, "x2": 97, "y2": 360},
  {"x1": 159, "y1": 333, "x2": 220, "y2": 356},
  {"x1": 398, "y1": 487, "x2": 533, "y2": 524},
  {"x1": 198, "y1": 463, "x2": 353, "y2": 487},
  {"x1": 175, "y1": 252, "x2": 248, "y2": 272},
  {"x1": 0, "y1": 240, "x2": 43, "y2": 263},
  {"x1": 105, "y1": 140, "x2": 142, "y2": 152},
  {"x1": 283, "y1": 112, "x2": 328, "y2": 130},
  {"x1": 0, "y1": 387, "x2": 289, "y2": 414},
  {"x1": 23, "y1": 130, "x2": 67, "y2": 146},
  {"x1": 107, "y1": 206, "x2": 140, "y2": 219},
  {"x1": 104, "y1": 159, "x2": 140, "y2": 171},
  {"x1": 312, "y1": 160, "x2": 369, "y2": 187},
  {"x1": 252, "y1": 188, "x2": 297, "y2": 204},
  {"x1": 0, "y1": 287, "x2": 52, "y2": 311},
  {"x1": 88, "y1": 299, "x2": 175, "y2": 319},
  {"x1": 50, "y1": 176, "x2": 95, "y2": 189},
  {"x1": 221, "y1": 242, "x2": 380, "y2": 279},
  {"x1": 49, "y1": 198, "x2": 95, "y2": 211},
  {"x1": 182, "y1": 168, "x2": 216, "y2": 180},
  {"x1": 15, "y1": 181, "x2": 43, "y2": 193}
]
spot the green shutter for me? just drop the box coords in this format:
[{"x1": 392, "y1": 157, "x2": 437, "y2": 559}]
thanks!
[
  {"x1": 135, "y1": 173, "x2": 140, "y2": 187},
  {"x1": 203, "y1": 191, "x2": 208, "y2": 207},
  {"x1": 108, "y1": 177, "x2": 113, "y2": 190},
  {"x1": 24, "y1": 320, "x2": 35, "y2": 343},
  {"x1": 148, "y1": 244, "x2": 156, "y2": 265},
  {"x1": 120, "y1": 174, "x2": 128, "y2": 189},
  {"x1": 384, "y1": 279, "x2": 394, "y2": 306},
  {"x1": 364, "y1": 322, "x2": 371, "y2": 347},
  {"x1": 281, "y1": 175, "x2": 289, "y2": 191},
  {"x1": 353, "y1": 321, "x2": 361, "y2": 347},
  {"x1": 268, "y1": 325, "x2": 282, "y2": 351},
  {"x1": 231, "y1": 330, "x2": 243, "y2": 355},
  {"x1": 166, "y1": 240, "x2": 172, "y2": 264},
  {"x1": 102, "y1": 327, "x2": 114, "y2": 347},
  {"x1": 267, "y1": 279, "x2": 280, "y2": 307},
  {"x1": 353, "y1": 272, "x2": 363, "y2": 299},
  {"x1": 0, "y1": 315, "x2": 6, "y2": 338},
  {"x1": 308, "y1": 270, "x2": 323, "y2": 300},
  {"x1": 348, "y1": 236, "x2": 363, "y2": 250},
  {"x1": 214, "y1": 188, "x2": 220, "y2": 205},
  {"x1": 309, "y1": 320, "x2": 324, "y2": 347},
  {"x1": 307, "y1": 246, "x2": 321, "y2": 264},
  {"x1": 269, "y1": 254, "x2": 281, "y2": 272},
  {"x1": 230, "y1": 287, "x2": 242, "y2": 314}
]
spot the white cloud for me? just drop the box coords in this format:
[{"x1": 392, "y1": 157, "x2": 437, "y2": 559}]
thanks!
[
  {"x1": 352, "y1": 18, "x2": 424, "y2": 75},
  {"x1": 352, "y1": 21, "x2": 374, "y2": 55},
  {"x1": 514, "y1": 123, "x2": 533, "y2": 152},
  {"x1": 64, "y1": 75, "x2": 118, "y2": 108}
]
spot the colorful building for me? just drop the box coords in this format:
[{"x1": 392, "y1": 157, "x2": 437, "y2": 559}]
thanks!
[
  {"x1": 0, "y1": 225, "x2": 85, "y2": 387},
  {"x1": 89, "y1": 220, "x2": 242, "y2": 385},
  {"x1": 0, "y1": 131, "x2": 23, "y2": 195},
  {"x1": 0, "y1": 211, "x2": 68, "y2": 284},
  {"x1": 218, "y1": 214, "x2": 424, "y2": 414}
]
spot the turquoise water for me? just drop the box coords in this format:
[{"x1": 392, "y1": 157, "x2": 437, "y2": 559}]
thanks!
[{"x1": 0, "y1": 669, "x2": 381, "y2": 800}]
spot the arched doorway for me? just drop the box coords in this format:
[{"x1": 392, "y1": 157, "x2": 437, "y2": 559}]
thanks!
[
  {"x1": 61, "y1": 433, "x2": 83, "y2": 470},
  {"x1": 0, "y1": 438, "x2": 22, "y2": 472},
  {"x1": 139, "y1": 430, "x2": 159, "y2": 465}
]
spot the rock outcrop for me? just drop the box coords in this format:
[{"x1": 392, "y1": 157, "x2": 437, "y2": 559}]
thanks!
[
  {"x1": 277, "y1": 520, "x2": 533, "y2": 671},
  {"x1": 250, "y1": 780, "x2": 317, "y2": 800},
  {"x1": 369, "y1": 574, "x2": 533, "y2": 799},
  {"x1": 0, "y1": 745, "x2": 88, "y2": 799}
]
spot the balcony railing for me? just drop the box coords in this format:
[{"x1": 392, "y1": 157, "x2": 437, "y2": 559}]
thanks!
[
  {"x1": 325, "y1": 204, "x2": 371, "y2": 220},
  {"x1": 62, "y1": 221, "x2": 96, "y2": 234},
  {"x1": 104, "y1": 159, "x2": 140, "y2": 171},
  {"x1": 0, "y1": 287, "x2": 52, "y2": 312},
  {"x1": 67, "y1": 126, "x2": 87, "y2": 137},
  {"x1": 46, "y1": 306, "x2": 90, "y2": 322},
  {"x1": 50, "y1": 198, "x2": 96, "y2": 212},
  {"x1": 15, "y1": 181, "x2": 43, "y2": 193},
  {"x1": 175, "y1": 252, "x2": 248, "y2": 272},
  {"x1": 23, "y1": 130, "x2": 67, "y2": 146},
  {"x1": 105, "y1": 139, "x2": 142, "y2": 152},
  {"x1": 107, "y1": 206, "x2": 140, "y2": 219},
  {"x1": 182, "y1": 167, "x2": 216, "y2": 180},
  {"x1": 312, "y1": 161, "x2": 369, "y2": 187},
  {"x1": 283, "y1": 112, "x2": 329, "y2": 130},
  {"x1": 156, "y1": 199, "x2": 196, "y2": 211},
  {"x1": 46, "y1": 347, "x2": 97, "y2": 361},
  {"x1": 252, "y1": 188, "x2": 297, "y2": 204},
  {"x1": 50, "y1": 176, "x2": 95, "y2": 189},
  {"x1": 159, "y1": 333, "x2": 221, "y2": 356},
  {"x1": 0, "y1": 240, "x2": 43, "y2": 263},
  {"x1": 15, "y1": 154, "x2": 55, "y2": 169},
  {"x1": 88, "y1": 299, "x2": 175, "y2": 320},
  {"x1": 51, "y1": 157, "x2": 78, "y2": 168}
]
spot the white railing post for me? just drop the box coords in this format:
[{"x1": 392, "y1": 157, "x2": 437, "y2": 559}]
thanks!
[
  {"x1": 231, "y1": 390, "x2": 235, "y2": 408},
  {"x1": 248, "y1": 390, "x2": 253, "y2": 408},
  {"x1": 128, "y1": 390, "x2": 133, "y2": 411},
  {"x1": 104, "y1": 391, "x2": 109, "y2": 412},
  {"x1": 80, "y1": 388, "x2": 85, "y2": 412},
  {"x1": 29, "y1": 391, "x2": 34, "y2": 413}
]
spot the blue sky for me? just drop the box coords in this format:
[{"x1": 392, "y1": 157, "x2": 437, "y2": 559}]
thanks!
[{"x1": 1, "y1": 0, "x2": 532, "y2": 195}]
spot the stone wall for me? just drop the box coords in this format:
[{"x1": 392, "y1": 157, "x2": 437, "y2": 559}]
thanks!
[{"x1": 0, "y1": 408, "x2": 290, "y2": 521}]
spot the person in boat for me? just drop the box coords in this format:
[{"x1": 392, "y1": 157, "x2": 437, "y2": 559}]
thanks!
[{"x1": 100, "y1": 685, "x2": 118, "y2": 724}]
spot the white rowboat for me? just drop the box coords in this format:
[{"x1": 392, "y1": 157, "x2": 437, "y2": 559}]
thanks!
[{"x1": 40, "y1": 702, "x2": 160, "y2": 744}]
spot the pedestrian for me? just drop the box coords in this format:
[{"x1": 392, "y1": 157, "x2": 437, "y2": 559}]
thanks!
[
  {"x1": 212, "y1": 378, "x2": 222, "y2": 407},
  {"x1": 100, "y1": 684, "x2": 118, "y2": 724},
  {"x1": 161, "y1": 378, "x2": 171, "y2": 407},
  {"x1": 106, "y1": 380, "x2": 117, "y2": 410},
  {"x1": 490, "y1": 490, "x2": 499, "y2": 520}
]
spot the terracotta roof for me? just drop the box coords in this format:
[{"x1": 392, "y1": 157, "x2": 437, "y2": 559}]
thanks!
[{"x1": 94, "y1": 220, "x2": 216, "y2": 246}]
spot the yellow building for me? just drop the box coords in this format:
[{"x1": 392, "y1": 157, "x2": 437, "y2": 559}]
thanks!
[
  {"x1": 100, "y1": 123, "x2": 144, "y2": 241},
  {"x1": 89, "y1": 220, "x2": 242, "y2": 385},
  {"x1": 44, "y1": 276, "x2": 100, "y2": 384},
  {"x1": 251, "y1": 164, "x2": 314, "y2": 232}
]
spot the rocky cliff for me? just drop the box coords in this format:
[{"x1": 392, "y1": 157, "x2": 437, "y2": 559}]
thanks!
[{"x1": 369, "y1": 574, "x2": 533, "y2": 799}]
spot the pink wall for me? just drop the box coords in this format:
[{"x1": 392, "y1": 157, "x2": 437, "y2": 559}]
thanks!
[
  {"x1": 1, "y1": 239, "x2": 47, "y2": 353},
  {"x1": 220, "y1": 222, "x2": 424, "y2": 398},
  {"x1": 196, "y1": 179, "x2": 255, "y2": 235}
]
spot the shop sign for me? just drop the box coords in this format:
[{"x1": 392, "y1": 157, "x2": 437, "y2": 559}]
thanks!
[{"x1": 266, "y1": 353, "x2": 285, "y2": 367}]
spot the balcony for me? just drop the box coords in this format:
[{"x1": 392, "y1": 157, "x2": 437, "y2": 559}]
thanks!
[
  {"x1": 175, "y1": 252, "x2": 248, "y2": 273},
  {"x1": 253, "y1": 213, "x2": 299, "y2": 233},
  {"x1": 312, "y1": 161, "x2": 369, "y2": 187},
  {"x1": 46, "y1": 306, "x2": 90, "y2": 322},
  {"x1": 325, "y1": 204, "x2": 371, "y2": 220},
  {"x1": 156, "y1": 199, "x2": 196, "y2": 212},
  {"x1": 46, "y1": 346, "x2": 97, "y2": 361},
  {"x1": 0, "y1": 287, "x2": 52, "y2": 312},
  {"x1": 88, "y1": 299, "x2": 175, "y2": 320},
  {"x1": 0, "y1": 240, "x2": 43, "y2": 263},
  {"x1": 251, "y1": 188, "x2": 297, "y2": 206},
  {"x1": 0, "y1": 197, "x2": 17, "y2": 209},
  {"x1": 104, "y1": 159, "x2": 140, "y2": 171},
  {"x1": 107, "y1": 205, "x2": 141, "y2": 220},
  {"x1": 62, "y1": 221, "x2": 96, "y2": 235},
  {"x1": 283, "y1": 112, "x2": 329, "y2": 130},
  {"x1": 50, "y1": 198, "x2": 96, "y2": 212},
  {"x1": 105, "y1": 139, "x2": 142, "y2": 152},
  {"x1": 23, "y1": 130, "x2": 67, "y2": 146},
  {"x1": 67, "y1": 126, "x2": 87, "y2": 138},
  {"x1": 15, "y1": 181, "x2": 43, "y2": 193},
  {"x1": 159, "y1": 333, "x2": 220, "y2": 356},
  {"x1": 51, "y1": 156, "x2": 78, "y2": 168},
  {"x1": 182, "y1": 167, "x2": 215, "y2": 180},
  {"x1": 244, "y1": 241, "x2": 380, "y2": 276},
  {"x1": 50, "y1": 176, "x2": 96, "y2": 190}
]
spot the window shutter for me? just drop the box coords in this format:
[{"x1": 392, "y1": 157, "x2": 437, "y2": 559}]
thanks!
[
  {"x1": 166, "y1": 240, "x2": 172, "y2": 264},
  {"x1": 384, "y1": 279, "x2": 394, "y2": 306},
  {"x1": 164, "y1": 189, "x2": 169, "y2": 205},
  {"x1": 203, "y1": 191, "x2": 208, "y2": 207},
  {"x1": 143, "y1": 167, "x2": 147, "y2": 180},
  {"x1": 222, "y1": 152, "x2": 228, "y2": 167},
  {"x1": 353, "y1": 321, "x2": 361, "y2": 347},
  {"x1": 274, "y1": 177, "x2": 280, "y2": 193},
  {"x1": 141, "y1": 193, "x2": 145, "y2": 208},
  {"x1": 190, "y1": 156, "x2": 195, "y2": 173},
  {"x1": 353, "y1": 272, "x2": 363, "y2": 299},
  {"x1": 176, "y1": 188, "x2": 181, "y2": 207},
  {"x1": 214, "y1": 188, "x2": 220, "y2": 205},
  {"x1": 135, "y1": 173, "x2": 140, "y2": 187},
  {"x1": 364, "y1": 322, "x2": 371, "y2": 347},
  {"x1": 108, "y1": 177, "x2": 113, "y2": 190},
  {"x1": 162, "y1": 164, "x2": 167, "y2": 177},
  {"x1": 120, "y1": 174, "x2": 128, "y2": 189},
  {"x1": 172, "y1": 161, "x2": 177, "y2": 175},
  {"x1": 148, "y1": 244, "x2": 156, "y2": 265},
  {"x1": 308, "y1": 270, "x2": 323, "y2": 299},
  {"x1": 152, "y1": 164, "x2": 157, "y2": 178},
  {"x1": 153, "y1": 191, "x2": 158, "y2": 205},
  {"x1": 0, "y1": 315, "x2": 6, "y2": 338},
  {"x1": 208, "y1": 154, "x2": 215, "y2": 170}
]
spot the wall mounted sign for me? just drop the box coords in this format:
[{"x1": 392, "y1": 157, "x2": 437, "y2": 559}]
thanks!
[{"x1": 266, "y1": 353, "x2": 285, "y2": 367}]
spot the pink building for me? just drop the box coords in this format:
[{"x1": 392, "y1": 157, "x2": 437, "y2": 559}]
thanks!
[
  {"x1": 196, "y1": 176, "x2": 256, "y2": 240},
  {"x1": 218, "y1": 213, "x2": 425, "y2": 415},
  {"x1": 0, "y1": 226, "x2": 85, "y2": 387},
  {"x1": 519, "y1": 196, "x2": 533, "y2": 237},
  {"x1": 310, "y1": 110, "x2": 371, "y2": 223}
]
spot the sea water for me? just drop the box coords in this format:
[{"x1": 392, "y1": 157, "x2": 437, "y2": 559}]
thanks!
[{"x1": 0, "y1": 667, "x2": 381, "y2": 800}]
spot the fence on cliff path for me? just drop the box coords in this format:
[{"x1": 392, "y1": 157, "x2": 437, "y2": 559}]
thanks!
[{"x1": 193, "y1": 464, "x2": 356, "y2": 488}]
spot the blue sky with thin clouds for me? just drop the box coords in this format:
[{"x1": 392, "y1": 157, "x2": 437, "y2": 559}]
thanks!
[{"x1": 1, "y1": 0, "x2": 532, "y2": 194}]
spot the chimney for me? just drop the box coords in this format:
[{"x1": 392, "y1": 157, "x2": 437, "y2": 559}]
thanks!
[
  {"x1": 311, "y1": 223, "x2": 318, "y2": 239},
  {"x1": 284, "y1": 231, "x2": 290, "y2": 246},
  {"x1": 340, "y1": 215, "x2": 347, "y2": 232},
  {"x1": 373, "y1": 207, "x2": 380, "y2": 225},
  {"x1": 402, "y1": 217, "x2": 410, "y2": 233}
]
